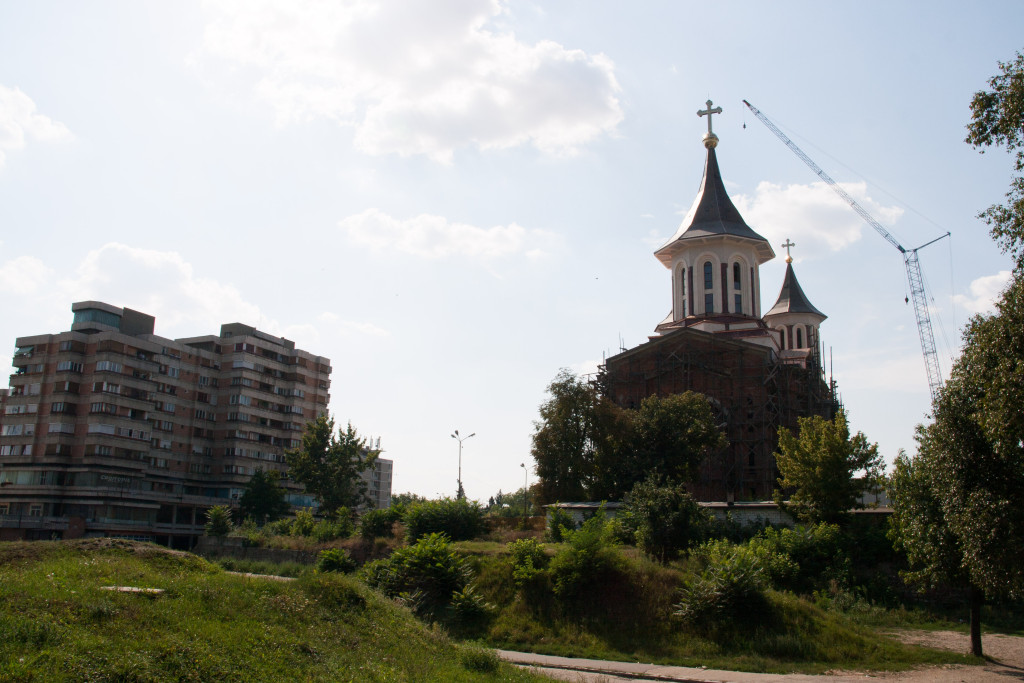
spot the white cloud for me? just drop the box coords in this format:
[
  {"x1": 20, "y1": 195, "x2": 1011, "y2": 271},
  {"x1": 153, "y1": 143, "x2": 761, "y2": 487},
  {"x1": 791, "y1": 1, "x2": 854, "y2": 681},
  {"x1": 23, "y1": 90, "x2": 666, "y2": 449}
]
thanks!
[
  {"x1": 0, "y1": 255, "x2": 54, "y2": 295},
  {"x1": 953, "y1": 270, "x2": 1012, "y2": 316},
  {"x1": 0, "y1": 84, "x2": 72, "y2": 168},
  {"x1": 200, "y1": 0, "x2": 622, "y2": 161},
  {"x1": 339, "y1": 207, "x2": 560, "y2": 259},
  {"x1": 733, "y1": 181, "x2": 904, "y2": 259},
  {"x1": 0, "y1": 244, "x2": 382, "y2": 348}
]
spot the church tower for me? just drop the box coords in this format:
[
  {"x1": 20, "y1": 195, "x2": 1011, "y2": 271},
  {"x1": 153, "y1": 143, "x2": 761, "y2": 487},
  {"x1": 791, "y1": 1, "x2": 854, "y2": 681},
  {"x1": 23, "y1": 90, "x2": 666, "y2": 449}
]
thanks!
[
  {"x1": 763, "y1": 241, "x2": 827, "y2": 364},
  {"x1": 653, "y1": 100, "x2": 775, "y2": 337}
]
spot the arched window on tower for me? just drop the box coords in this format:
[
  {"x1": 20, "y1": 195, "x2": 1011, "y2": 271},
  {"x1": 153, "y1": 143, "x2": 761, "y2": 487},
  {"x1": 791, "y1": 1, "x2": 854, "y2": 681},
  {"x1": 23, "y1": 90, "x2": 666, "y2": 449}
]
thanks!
[
  {"x1": 680, "y1": 267, "x2": 687, "y2": 317},
  {"x1": 732, "y1": 262, "x2": 742, "y2": 314},
  {"x1": 778, "y1": 327, "x2": 786, "y2": 350},
  {"x1": 796, "y1": 327, "x2": 803, "y2": 349},
  {"x1": 703, "y1": 261, "x2": 714, "y2": 314}
]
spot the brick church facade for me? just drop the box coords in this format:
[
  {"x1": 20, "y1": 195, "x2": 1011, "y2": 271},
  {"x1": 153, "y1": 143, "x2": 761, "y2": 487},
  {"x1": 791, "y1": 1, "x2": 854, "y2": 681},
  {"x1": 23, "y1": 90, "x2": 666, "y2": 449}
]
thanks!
[{"x1": 599, "y1": 101, "x2": 837, "y2": 502}]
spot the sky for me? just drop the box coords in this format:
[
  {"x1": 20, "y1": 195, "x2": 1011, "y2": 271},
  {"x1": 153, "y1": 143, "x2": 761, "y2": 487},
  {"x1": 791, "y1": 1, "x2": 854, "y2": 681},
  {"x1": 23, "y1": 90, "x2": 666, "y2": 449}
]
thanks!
[{"x1": 1, "y1": 1, "x2": 1020, "y2": 501}]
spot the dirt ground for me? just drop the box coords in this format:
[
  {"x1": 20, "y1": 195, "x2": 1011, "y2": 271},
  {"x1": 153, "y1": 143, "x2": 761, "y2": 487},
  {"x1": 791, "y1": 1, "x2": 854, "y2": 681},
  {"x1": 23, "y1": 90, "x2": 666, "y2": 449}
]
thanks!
[
  {"x1": 874, "y1": 629, "x2": 1024, "y2": 682},
  {"x1": 510, "y1": 630, "x2": 1024, "y2": 682}
]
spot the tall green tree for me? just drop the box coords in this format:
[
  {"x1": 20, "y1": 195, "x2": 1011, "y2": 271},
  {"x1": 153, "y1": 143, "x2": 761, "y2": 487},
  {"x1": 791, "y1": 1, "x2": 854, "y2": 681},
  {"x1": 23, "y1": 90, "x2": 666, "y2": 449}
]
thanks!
[
  {"x1": 895, "y1": 274, "x2": 1024, "y2": 656},
  {"x1": 773, "y1": 412, "x2": 884, "y2": 525},
  {"x1": 532, "y1": 370, "x2": 728, "y2": 503},
  {"x1": 238, "y1": 468, "x2": 290, "y2": 523},
  {"x1": 628, "y1": 392, "x2": 727, "y2": 487},
  {"x1": 532, "y1": 369, "x2": 600, "y2": 503},
  {"x1": 967, "y1": 50, "x2": 1024, "y2": 268},
  {"x1": 286, "y1": 414, "x2": 379, "y2": 515}
]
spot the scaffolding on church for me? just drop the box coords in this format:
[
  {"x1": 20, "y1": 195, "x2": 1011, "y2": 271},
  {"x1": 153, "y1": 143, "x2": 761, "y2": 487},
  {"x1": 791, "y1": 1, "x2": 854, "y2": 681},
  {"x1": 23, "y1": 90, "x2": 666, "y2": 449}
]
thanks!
[{"x1": 597, "y1": 328, "x2": 838, "y2": 502}]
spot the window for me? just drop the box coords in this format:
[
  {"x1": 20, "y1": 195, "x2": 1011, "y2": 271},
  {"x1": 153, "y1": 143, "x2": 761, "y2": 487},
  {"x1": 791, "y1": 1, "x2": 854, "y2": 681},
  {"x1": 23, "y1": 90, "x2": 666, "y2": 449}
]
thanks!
[
  {"x1": 796, "y1": 327, "x2": 803, "y2": 349},
  {"x1": 703, "y1": 261, "x2": 714, "y2": 314},
  {"x1": 229, "y1": 394, "x2": 251, "y2": 406},
  {"x1": 778, "y1": 327, "x2": 787, "y2": 350},
  {"x1": 48, "y1": 422, "x2": 75, "y2": 434},
  {"x1": 680, "y1": 267, "x2": 687, "y2": 316},
  {"x1": 733, "y1": 262, "x2": 742, "y2": 314},
  {"x1": 29, "y1": 504, "x2": 42, "y2": 517},
  {"x1": 95, "y1": 360, "x2": 122, "y2": 373},
  {"x1": 90, "y1": 402, "x2": 118, "y2": 415},
  {"x1": 93, "y1": 382, "x2": 120, "y2": 395},
  {"x1": 88, "y1": 424, "x2": 116, "y2": 435},
  {"x1": 0, "y1": 444, "x2": 31, "y2": 456},
  {"x1": 56, "y1": 360, "x2": 83, "y2": 373}
]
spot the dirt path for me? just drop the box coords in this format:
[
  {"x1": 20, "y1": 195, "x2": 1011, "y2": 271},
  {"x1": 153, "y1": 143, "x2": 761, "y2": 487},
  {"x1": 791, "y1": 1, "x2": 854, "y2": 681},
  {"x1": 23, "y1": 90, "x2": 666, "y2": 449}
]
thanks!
[
  {"x1": 875, "y1": 629, "x2": 1024, "y2": 682},
  {"x1": 503, "y1": 630, "x2": 1024, "y2": 682}
]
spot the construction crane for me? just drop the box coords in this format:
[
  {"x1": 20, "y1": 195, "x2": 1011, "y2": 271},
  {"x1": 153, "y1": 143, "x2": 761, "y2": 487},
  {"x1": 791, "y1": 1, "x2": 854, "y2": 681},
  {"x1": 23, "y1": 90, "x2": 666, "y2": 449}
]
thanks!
[{"x1": 743, "y1": 100, "x2": 949, "y2": 403}]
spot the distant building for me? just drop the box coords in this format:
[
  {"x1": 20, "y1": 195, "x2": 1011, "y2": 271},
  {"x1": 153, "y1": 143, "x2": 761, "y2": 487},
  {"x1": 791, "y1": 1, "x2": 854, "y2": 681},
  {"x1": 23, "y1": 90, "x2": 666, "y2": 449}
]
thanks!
[
  {"x1": 0, "y1": 301, "x2": 336, "y2": 548},
  {"x1": 361, "y1": 455, "x2": 393, "y2": 511},
  {"x1": 600, "y1": 101, "x2": 837, "y2": 502}
]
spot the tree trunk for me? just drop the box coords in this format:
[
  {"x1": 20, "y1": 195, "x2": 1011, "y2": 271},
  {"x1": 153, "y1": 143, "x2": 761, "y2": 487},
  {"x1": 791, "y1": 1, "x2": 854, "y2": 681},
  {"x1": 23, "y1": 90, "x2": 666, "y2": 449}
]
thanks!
[{"x1": 969, "y1": 585, "x2": 983, "y2": 657}]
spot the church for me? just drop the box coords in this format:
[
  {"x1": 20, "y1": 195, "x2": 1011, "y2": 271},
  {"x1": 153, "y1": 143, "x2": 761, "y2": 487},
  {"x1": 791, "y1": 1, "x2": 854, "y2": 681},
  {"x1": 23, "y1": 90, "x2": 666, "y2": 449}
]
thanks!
[{"x1": 598, "y1": 100, "x2": 838, "y2": 502}]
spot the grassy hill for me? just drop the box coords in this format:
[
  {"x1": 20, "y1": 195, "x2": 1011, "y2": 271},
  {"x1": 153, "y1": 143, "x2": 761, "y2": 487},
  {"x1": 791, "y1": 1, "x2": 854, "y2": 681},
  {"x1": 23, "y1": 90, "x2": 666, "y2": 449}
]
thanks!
[{"x1": 0, "y1": 539, "x2": 544, "y2": 683}]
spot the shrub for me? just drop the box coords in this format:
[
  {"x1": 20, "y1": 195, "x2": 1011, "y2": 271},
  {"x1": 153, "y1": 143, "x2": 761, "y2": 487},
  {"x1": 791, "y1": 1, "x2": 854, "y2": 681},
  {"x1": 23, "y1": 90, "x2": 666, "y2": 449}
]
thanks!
[
  {"x1": 749, "y1": 522, "x2": 850, "y2": 592},
  {"x1": 316, "y1": 548, "x2": 357, "y2": 574},
  {"x1": 362, "y1": 533, "x2": 478, "y2": 622},
  {"x1": 359, "y1": 508, "x2": 397, "y2": 540},
  {"x1": 545, "y1": 505, "x2": 575, "y2": 542},
  {"x1": 507, "y1": 538, "x2": 548, "y2": 589},
  {"x1": 291, "y1": 508, "x2": 317, "y2": 537},
  {"x1": 675, "y1": 543, "x2": 769, "y2": 628},
  {"x1": 404, "y1": 498, "x2": 486, "y2": 542},
  {"x1": 548, "y1": 512, "x2": 621, "y2": 601},
  {"x1": 204, "y1": 505, "x2": 232, "y2": 537},
  {"x1": 625, "y1": 477, "x2": 711, "y2": 563}
]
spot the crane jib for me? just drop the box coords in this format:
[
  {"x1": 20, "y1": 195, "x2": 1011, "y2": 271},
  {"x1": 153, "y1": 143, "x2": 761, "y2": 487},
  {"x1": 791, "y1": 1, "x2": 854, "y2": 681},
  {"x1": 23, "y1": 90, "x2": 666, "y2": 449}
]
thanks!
[{"x1": 743, "y1": 99, "x2": 946, "y2": 402}]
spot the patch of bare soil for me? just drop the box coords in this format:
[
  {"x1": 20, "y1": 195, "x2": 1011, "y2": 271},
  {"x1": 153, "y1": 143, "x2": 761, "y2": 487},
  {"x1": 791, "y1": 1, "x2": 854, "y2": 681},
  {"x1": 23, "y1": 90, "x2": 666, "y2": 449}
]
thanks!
[{"x1": 877, "y1": 629, "x2": 1024, "y2": 682}]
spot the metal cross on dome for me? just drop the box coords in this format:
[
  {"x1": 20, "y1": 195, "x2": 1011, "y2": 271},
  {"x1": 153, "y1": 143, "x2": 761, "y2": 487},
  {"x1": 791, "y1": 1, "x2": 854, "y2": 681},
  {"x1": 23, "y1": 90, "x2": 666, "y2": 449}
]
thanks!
[
  {"x1": 781, "y1": 238, "x2": 795, "y2": 263},
  {"x1": 697, "y1": 99, "x2": 723, "y2": 135}
]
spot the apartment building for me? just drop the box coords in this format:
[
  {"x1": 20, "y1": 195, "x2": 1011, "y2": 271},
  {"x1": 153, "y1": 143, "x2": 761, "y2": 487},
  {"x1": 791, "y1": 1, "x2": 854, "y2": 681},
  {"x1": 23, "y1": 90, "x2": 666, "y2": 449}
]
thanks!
[{"x1": 0, "y1": 302, "x2": 334, "y2": 548}]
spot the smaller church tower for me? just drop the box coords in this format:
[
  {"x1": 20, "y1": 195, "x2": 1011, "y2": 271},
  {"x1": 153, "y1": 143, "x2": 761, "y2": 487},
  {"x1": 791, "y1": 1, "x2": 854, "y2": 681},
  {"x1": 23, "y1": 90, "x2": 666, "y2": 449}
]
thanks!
[
  {"x1": 763, "y1": 240, "x2": 827, "y2": 365},
  {"x1": 654, "y1": 100, "x2": 775, "y2": 338}
]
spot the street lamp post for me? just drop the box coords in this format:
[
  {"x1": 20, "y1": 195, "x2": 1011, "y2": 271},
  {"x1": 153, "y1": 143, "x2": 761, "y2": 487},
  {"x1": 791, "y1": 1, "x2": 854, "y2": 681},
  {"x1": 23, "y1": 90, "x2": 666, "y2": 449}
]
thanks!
[
  {"x1": 520, "y1": 462, "x2": 529, "y2": 516},
  {"x1": 451, "y1": 429, "x2": 475, "y2": 499}
]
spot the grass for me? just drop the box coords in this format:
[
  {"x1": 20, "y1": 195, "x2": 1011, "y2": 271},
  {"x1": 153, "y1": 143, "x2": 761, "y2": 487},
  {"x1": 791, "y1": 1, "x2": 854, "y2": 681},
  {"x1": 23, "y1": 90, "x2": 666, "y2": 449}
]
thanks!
[
  {"x1": 468, "y1": 543, "x2": 979, "y2": 675},
  {"x1": 212, "y1": 557, "x2": 311, "y2": 578},
  {"x1": 0, "y1": 539, "x2": 546, "y2": 682}
]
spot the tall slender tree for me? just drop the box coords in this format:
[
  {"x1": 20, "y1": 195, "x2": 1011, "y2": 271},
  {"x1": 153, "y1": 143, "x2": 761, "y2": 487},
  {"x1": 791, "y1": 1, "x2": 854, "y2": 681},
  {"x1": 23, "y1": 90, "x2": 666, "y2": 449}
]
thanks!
[{"x1": 286, "y1": 414, "x2": 379, "y2": 514}]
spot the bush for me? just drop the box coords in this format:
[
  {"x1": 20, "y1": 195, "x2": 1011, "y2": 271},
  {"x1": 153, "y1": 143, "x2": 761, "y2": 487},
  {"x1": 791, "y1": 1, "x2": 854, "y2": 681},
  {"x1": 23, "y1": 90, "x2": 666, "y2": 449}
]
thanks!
[
  {"x1": 675, "y1": 543, "x2": 769, "y2": 628},
  {"x1": 625, "y1": 477, "x2": 711, "y2": 563},
  {"x1": 204, "y1": 505, "x2": 232, "y2": 537},
  {"x1": 545, "y1": 505, "x2": 575, "y2": 542},
  {"x1": 291, "y1": 508, "x2": 317, "y2": 537},
  {"x1": 749, "y1": 523, "x2": 850, "y2": 592},
  {"x1": 404, "y1": 498, "x2": 486, "y2": 543},
  {"x1": 362, "y1": 533, "x2": 478, "y2": 623},
  {"x1": 548, "y1": 512, "x2": 621, "y2": 601},
  {"x1": 507, "y1": 538, "x2": 548, "y2": 589},
  {"x1": 359, "y1": 508, "x2": 397, "y2": 540},
  {"x1": 316, "y1": 548, "x2": 357, "y2": 574}
]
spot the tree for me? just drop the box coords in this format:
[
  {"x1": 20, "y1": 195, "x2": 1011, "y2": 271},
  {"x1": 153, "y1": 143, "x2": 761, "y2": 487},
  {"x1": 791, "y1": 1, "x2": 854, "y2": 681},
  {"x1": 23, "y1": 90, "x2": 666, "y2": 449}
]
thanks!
[
  {"x1": 773, "y1": 412, "x2": 884, "y2": 525},
  {"x1": 625, "y1": 475, "x2": 711, "y2": 563},
  {"x1": 888, "y1": 443, "x2": 979, "y2": 654},
  {"x1": 966, "y1": 50, "x2": 1024, "y2": 269},
  {"x1": 892, "y1": 274, "x2": 1024, "y2": 656},
  {"x1": 238, "y1": 468, "x2": 290, "y2": 523},
  {"x1": 531, "y1": 369, "x2": 600, "y2": 503},
  {"x1": 204, "y1": 505, "x2": 232, "y2": 537},
  {"x1": 532, "y1": 370, "x2": 728, "y2": 503},
  {"x1": 285, "y1": 414, "x2": 378, "y2": 515},
  {"x1": 628, "y1": 392, "x2": 727, "y2": 488}
]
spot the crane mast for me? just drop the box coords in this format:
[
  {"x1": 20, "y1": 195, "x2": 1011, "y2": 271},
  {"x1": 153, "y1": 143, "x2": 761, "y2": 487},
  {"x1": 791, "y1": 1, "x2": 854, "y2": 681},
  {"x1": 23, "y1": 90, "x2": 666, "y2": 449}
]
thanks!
[{"x1": 742, "y1": 100, "x2": 947, "y2": 402}]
